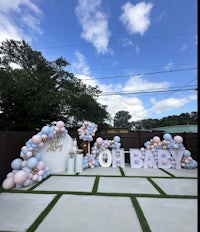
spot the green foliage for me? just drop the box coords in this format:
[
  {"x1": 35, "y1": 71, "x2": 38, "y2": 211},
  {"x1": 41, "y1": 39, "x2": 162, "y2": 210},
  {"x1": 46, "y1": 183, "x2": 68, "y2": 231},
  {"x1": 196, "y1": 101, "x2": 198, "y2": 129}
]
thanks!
[
  {"x1": 113, "y1": 110, "x2": 198, "y2": 131},
  {"x1": 132, "y1": 112, "x2": 198, "y2": 130},
  {"x1": 114, "y1": 110, "x2": 132, "y2": 129},
  {"x1": 0, "y1": 39, "x2": 110, "y2": 131}
]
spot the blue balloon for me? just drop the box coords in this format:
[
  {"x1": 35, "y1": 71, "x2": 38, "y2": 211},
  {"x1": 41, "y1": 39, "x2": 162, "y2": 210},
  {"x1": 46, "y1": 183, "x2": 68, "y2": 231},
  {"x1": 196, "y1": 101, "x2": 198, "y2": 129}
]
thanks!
[
  {"x1": 29, "y1": 180, "x2": 34, "y2": 186},
  {"x1": 41, "y1": 126, "x2": 51, "y2": 134},
  {"x1": 191, "y1": 160, "x2": 198, "y2": 168},
  {"x1": 26, "y1": 157, "x2": 38, "y2": 169},
  {"x1": 116, "y1": 148, "x2": 120, "y2": 153},
  {"x1": 22, "y1": 146, "x2": 28, "y2": 154},
  {"x1": 35, "y1": 153, "x2": 41, "y2": 160},
  {"x1": 114, "y1": 136, "x2": 120, "y2": 143},
  {"x1": 183, "y1": 150, "x2": 191, "y2": 157},
  {"x1": 11, "y1": 158, "x2": 22, "y2": 170},
  {"x1": 48, "y1": 132, "x2": 54, "y2": 138},
  {"x1": 163, "y1": 133, "x2": 172, "y2": 141}
]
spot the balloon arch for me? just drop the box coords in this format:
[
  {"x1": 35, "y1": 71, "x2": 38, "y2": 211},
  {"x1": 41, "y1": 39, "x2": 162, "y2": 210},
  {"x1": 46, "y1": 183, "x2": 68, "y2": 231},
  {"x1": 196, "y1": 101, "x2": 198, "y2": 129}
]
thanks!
[{"x1": 2, "y1": 121, "x2": 198, "y2": 189}]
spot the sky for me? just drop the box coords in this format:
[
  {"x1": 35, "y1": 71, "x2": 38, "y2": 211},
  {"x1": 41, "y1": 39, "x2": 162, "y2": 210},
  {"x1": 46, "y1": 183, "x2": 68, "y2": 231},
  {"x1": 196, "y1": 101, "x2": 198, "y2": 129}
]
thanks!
[{"x1": 0, "y1": 0, "x2": 198, "y2": 124}]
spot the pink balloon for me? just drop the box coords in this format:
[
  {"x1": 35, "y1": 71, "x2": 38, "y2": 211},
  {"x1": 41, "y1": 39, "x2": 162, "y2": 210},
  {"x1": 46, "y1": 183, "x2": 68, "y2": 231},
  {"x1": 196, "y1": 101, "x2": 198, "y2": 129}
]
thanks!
[
  {"x1": 26, "y1": 151, "x2": 32, "y2": 157},
  {"x1": 2, "y1": 177, "x2": 15, "y2": 189},
  {"x1": 173, "y1": 135, "x2": 183, "y2": 144},
  {"x1": 32, "y1": 174, "x2": 38, "y2": 181},
  {"x1": 96, "y1": 137, "x2": 103, "y2": 145},
  {"x1": 152, "y1": 136, "x2": 161, "y2": 143},
  {"x1": 38, "y1": 170, "x2": 43, "y2": 176},
  {"x1": 37, "y1": 176, "x2": 42, "y2": 182},
  {"x1": 42, "y1": 134, "x2": 47, "y2": 140},
  {"x1": 37, "y1": 161, "x2": 45, "y2": 170},
  {"x1": 20, "y1": 152, "x2": 26, "y2": 158},
  {"x1": 56, "y1": 121, "x2": 65, "y2": 128},
  {"x1": 7, "y1": 172, "x2": 13, "y2": 177},
  {"x1": 23, "y1": 179, "x2": 30, "y2": 187},
  {"x1": 38, "y1": 142, "x2": 44, "y2": 147},
  {"x1": 13, "y1": 170, "x2": 27, "y2": 184},
  {"x1": 32, "y1": 134, "x2": 42, "y2": 144},
  {"x1": 21, "y1": 160, "x2": 27, "y2": 167},
  {"x1": 29, "y1": 173, "x2": 33, "y2": 178}
]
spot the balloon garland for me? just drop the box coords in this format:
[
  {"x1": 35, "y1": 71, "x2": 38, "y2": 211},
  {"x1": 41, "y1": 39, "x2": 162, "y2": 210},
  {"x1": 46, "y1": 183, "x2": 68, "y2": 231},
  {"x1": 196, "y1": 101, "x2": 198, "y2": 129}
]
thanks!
[
  {"x1": 91, "y1": 136, "x2": 121, "y2": 157},
  {"x1": 83, "y1": 153, "x2": 100, "y2": 169},
  {"x1": 78, "y1": 121, "x2": 98, "y2": 142},
  {"x1": 2, "y1": 121, "x2": 68, "y2": 189},
  {"x1": 142, "y1": 133, "x2": 198, "y2": 169}
]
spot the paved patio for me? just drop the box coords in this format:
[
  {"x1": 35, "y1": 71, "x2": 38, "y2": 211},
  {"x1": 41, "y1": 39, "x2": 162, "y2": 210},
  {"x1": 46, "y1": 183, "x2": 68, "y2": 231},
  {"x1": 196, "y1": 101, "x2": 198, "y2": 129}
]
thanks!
[{"x1": 0, "y1": 166, "x2": 198, "y2": 232}]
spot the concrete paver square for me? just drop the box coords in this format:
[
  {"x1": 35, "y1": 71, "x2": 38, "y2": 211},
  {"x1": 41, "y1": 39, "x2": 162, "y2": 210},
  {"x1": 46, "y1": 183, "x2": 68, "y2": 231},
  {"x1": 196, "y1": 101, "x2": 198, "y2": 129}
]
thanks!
[
  {"x1": 137, "y1": 198, "x2": 197, "y2": 232},
  {"x1": 98, "y1": 177, "x2": 160, "y2": 194},
  {"x1": 123, "y1": 167, "x2": 170, "y2": 177},
  {"x1": 79, "y1": 166, "x2": 121, "y2": 176},
  {"x1": 0, "y1": 192, "x2": 56, "y2": 232},
  {"x1": 164, "y1": 168, "x2": 198, "y2": 177},
  {"x1": 34, "y1": 176, "x2": 95, "y2": 192},
  {"x1": 35, "y1": 195, "x2": 142, "y2": 232},
  {"x1": 152, "y1": 178, "x2": 197, "y2": 195}
]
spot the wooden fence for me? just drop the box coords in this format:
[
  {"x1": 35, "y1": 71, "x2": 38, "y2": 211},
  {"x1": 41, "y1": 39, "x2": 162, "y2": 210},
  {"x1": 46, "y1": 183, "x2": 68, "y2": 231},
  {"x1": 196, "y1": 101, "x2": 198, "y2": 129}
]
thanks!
[{"x1": 0, "y1": 130, "x2": 197, "y2": 185}]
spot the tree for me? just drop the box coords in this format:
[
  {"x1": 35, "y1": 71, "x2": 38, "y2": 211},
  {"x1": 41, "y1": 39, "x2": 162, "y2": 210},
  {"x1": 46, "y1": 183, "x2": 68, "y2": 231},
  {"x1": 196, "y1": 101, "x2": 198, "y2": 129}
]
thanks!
[
  {"x1": 0, "y1": 39, "x2": 110, "y2": 130},
  {"x1": 114, "y1": 110, "x2": 132, "y2": 129},
  {"x1": 133, "y1": 112, "x2": 198, "y2": 130}
]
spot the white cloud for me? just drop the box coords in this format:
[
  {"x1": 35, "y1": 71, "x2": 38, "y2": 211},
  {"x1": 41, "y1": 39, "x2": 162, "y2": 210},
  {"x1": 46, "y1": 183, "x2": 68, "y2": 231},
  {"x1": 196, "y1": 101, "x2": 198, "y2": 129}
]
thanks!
[
  {"x1": 120, "y1": 1, "x2": 153, "y2": 35},
  {"x1": 98, "y1": 93, "x2": 148, "y2": 122},
  {"x1": 75, "y1": 0, "x2": 111, "y2": 54},
  {"x1": 0, "y1": 0, "x2": 43, "y2": 43},
  {"x1": 71, "y1": 51, "x2": 198, "y2": 123},
  {"x1": 122, "y1": 75, "x2": 170, "y2": 92},
  {"x1": 71, "y1": 51, "x2": 91, "y2": 76},
  {"x1": 150, "y1": 94, "x2": 197, "y2": 114},
  {"x1": 164, "y1": 62, "x2": 173, "y2": 71}
]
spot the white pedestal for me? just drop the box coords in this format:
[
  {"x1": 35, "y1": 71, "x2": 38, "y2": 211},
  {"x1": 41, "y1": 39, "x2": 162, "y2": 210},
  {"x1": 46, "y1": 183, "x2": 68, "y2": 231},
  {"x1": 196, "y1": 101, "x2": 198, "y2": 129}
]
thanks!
[
  {"x1": 75, "y1": 154, "x2": 83, "y2": 173},
  {"x1": 68, "y1": 157, "x2": 75, "y2": 174}
]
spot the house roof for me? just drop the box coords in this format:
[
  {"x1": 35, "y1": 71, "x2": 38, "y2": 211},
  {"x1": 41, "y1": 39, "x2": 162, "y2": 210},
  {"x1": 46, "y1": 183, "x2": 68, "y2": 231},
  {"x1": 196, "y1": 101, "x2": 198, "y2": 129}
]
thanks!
[{"x1": 152, "y1": 124, "x2": 197, "y2": 133}]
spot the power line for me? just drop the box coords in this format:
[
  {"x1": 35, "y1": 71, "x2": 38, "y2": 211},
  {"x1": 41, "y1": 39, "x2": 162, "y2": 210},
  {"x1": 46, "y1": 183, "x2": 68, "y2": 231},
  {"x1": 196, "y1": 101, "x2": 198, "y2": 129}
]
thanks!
[
  {"x1": 127, "y1": 78, "x2": 197, "y2": 118},
  {"x1": 99, "y1": 85, "x2": 197, "y2": 96},
  {"x1": 83, "y1": 67, "x2": 197, "y2": 81},
  {"x1": 85, "y1": 63, "x2": 196, "y2": 72}
]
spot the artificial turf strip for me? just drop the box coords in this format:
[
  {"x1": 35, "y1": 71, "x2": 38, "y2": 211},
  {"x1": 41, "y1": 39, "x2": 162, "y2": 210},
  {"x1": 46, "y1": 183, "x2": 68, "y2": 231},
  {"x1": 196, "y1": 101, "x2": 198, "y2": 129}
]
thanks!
[
  {"x1": 131, "y1": 197, "x2": 151, "y2": 232},
  {"x1": 26, "y1": 193, "x2": 62, "y2": 232},
  {"x1": 119, "y1": 166, "x2": 125, "y2": 176},
  {"x1": 92, "y1": 176, "x2": 99, "y2": 193},
  {"x1": 159, "y1": 168, "x2": 176, "y2": 177},
  {"x1": 147, "y1": 177, "x2": 167, "y2": 195}
]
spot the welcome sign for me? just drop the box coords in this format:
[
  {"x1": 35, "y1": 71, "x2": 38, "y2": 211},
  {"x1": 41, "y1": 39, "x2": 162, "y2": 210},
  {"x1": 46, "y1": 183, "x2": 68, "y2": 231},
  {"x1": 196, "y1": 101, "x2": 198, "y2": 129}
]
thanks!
[{"x1": 40, "y1": 134, "x2": 73, "y2": 173}]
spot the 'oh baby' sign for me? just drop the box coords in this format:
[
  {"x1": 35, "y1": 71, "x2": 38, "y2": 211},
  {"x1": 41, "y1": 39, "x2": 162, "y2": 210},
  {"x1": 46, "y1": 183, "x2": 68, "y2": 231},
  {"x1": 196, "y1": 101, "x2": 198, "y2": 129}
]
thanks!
[{"x1": 129, "y1": 148, "x2": 183, "y2": 169}]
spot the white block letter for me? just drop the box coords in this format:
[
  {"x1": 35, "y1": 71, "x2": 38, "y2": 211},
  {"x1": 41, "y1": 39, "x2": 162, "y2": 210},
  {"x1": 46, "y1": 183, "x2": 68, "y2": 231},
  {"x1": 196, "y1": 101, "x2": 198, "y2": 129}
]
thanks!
[
  {"x1": 157, "y1": 149, "x2": 171, "y2": 169},
  {"x1": 169, "y1": 149, "x2": 184, "y2": 169},
  {"x1": 143, "y1": 150, "x2": 158, "y2": 168},
  {"x1": 130, "y1": 149, "x2": 143, "y2": 168}
]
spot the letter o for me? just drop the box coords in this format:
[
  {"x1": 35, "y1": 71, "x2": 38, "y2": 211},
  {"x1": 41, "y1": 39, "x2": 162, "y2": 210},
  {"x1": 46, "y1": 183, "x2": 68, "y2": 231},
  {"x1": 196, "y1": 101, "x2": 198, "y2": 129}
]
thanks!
[{"x1": 99, "y1": 149, "x2": 112, "y2": 167}]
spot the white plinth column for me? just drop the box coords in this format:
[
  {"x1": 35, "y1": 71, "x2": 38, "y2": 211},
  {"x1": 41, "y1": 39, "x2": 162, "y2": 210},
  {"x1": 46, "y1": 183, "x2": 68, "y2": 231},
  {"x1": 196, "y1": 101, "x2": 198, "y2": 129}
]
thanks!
[
  {"x1": 68, "y1": 157, "x2": 75, "y2": 174},
  {"x1": 75, "y1": 154, "x2": 83, "y2": 173}
]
